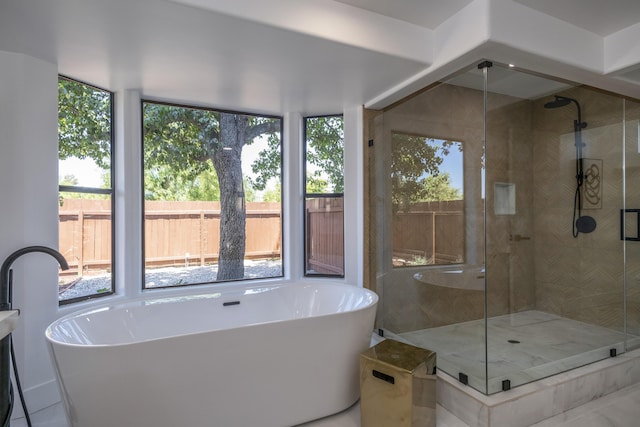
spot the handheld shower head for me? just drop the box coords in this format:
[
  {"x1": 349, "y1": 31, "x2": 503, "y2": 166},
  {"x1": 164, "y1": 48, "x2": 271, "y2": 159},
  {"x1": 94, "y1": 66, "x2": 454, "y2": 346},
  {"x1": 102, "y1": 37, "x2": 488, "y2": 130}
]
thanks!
[{"x1": 543, "y1": 94, "x2": 595, "y2": 237}]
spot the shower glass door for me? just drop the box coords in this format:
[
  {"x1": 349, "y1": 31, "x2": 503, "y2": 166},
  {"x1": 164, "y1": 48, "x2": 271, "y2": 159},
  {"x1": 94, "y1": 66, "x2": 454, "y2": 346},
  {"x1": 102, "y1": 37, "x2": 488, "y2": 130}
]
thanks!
[
  {"x1": 624, "y1": 97, "x2": 640, "y2": 350},
  {"x1": 372, "y1": 64, "x2": 487, "y2": 392},
  {"x1": 485, "y1": 63, "x2": 627, "y2": 393}
]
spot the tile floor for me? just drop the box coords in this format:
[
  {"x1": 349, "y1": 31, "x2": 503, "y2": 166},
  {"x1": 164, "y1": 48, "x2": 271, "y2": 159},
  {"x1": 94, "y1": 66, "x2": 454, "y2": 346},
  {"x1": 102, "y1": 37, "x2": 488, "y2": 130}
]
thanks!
[
  {"x1": 9, "y1": 400, "x2": 467, "y2": 427},
  {"x1": 11, "y1": 385, "x2": 640, "y2": 427}
]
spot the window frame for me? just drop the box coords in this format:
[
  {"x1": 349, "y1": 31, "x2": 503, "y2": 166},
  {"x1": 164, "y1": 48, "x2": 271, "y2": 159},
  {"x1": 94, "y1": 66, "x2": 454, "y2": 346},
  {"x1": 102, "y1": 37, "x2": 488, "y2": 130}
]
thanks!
[
  {"x1": 389, "y1": 131, "x2": 465, "y2": 269},
  {"x1": 140, "y1": 99, "x2": 285, "y2": 290},
  {"x1": 58, "y1": 75, "x2": 116, "y2": 305},
  {"x1": 303, "y1": 114, "x2": 345, "y2": 278}
]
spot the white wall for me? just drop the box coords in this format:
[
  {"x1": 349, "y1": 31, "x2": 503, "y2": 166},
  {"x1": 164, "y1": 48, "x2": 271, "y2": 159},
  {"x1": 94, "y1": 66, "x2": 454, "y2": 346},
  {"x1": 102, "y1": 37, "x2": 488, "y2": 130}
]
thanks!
[
  {"x1": 343, "y1": 106, "x2": 364, "y2": 285},
  {"x1": 0, "y1": 51, "x2": 62, "y2": 415}
]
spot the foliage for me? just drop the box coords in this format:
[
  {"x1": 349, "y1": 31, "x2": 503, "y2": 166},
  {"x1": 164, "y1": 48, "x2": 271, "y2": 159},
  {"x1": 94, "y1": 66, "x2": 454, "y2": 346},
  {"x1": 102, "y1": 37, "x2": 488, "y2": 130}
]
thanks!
[
  {"x1": 248, "y1": 132, "x2": 282, "y2": 192},
  {"x1": 59, "y1": 174, "x2": 79, "y2": 186},
  {"x1": 392, "y1": 133, "x2": 462, "y2": 212},
  {"x1": 142, "y1": 103, "x2": 281, "y2": 200},
  {"x1": 305, "y1": 116, "x2": 344, "y2": 193},
  {"x1": 306, "y1": 177, "x2": 329, "y2": 194},
  {"x1": 422, "y1": 173, "x2": 462, "y2": 201},
  {"x1": 58, "y1": 78, "x2": 111, "y2": 168},
  {"x1": 144, "y1": 160, "x2": 220, "y2": 201},
  {"x1": 142, "y1": 103, "x2": 217, "y2": 190},
  {"x1": 262, "y1": 183, "x2": 281, "y2": 202}
]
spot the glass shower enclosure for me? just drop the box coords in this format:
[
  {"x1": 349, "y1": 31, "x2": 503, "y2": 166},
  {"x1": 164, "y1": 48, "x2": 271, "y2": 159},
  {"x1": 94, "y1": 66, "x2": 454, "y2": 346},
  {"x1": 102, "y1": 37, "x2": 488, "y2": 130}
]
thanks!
[{"x1": 367, "y1": 60, "x2": 640, "y2": 394}]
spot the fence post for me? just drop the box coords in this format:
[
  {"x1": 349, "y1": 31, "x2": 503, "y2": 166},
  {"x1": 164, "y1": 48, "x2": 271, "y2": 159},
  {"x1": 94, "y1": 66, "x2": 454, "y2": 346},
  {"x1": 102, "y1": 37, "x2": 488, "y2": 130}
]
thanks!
[
  {"x1": 432, "y1": 211, "x2": 436, "y2": 263},
  {"x1": 78, "y1": 209, "x2": 84, "y2": 277},
  {"x1": 200, "y1": 210, "x2": 205, "y2": 266}
]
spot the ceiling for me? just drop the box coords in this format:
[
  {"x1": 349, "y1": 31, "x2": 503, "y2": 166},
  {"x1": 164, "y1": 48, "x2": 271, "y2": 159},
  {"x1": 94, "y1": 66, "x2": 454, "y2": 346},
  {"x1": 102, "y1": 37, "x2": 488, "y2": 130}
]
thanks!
[
  {"x1": 510, "y1": 0, "x2": 640, "y2": 36},
  {"x1": 335, "y1": 0, "x2": 640, "y2": 36},
  {"x1": 332, "y1": 0, "x2": 475, "y2": 29},
  {"x1": 2, "y1": 0, "x2": 640, "y2": 115}
]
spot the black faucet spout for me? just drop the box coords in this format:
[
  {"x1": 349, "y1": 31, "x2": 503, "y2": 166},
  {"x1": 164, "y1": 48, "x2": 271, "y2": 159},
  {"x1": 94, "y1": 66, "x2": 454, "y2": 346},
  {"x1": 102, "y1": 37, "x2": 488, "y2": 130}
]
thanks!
[{"x1": 0, "y1": 246, "x2": 69, "y2": 311}]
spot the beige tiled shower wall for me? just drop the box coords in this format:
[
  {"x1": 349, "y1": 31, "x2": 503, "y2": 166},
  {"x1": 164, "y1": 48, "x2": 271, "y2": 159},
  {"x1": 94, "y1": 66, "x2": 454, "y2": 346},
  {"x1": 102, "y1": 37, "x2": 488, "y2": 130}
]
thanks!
[
  {"x1": 486, "y1": 92, "x2": 536, "y2": 319},
  {"x1": 531, "y1": 88, "x2": 640, "y2": 332}
]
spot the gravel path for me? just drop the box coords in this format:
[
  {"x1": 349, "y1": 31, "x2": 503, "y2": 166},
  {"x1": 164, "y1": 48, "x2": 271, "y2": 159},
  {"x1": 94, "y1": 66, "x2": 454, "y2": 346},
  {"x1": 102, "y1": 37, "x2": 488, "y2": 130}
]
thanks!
[{"x1": 59, "y1": 259, "x2": 283, "y2": 300}]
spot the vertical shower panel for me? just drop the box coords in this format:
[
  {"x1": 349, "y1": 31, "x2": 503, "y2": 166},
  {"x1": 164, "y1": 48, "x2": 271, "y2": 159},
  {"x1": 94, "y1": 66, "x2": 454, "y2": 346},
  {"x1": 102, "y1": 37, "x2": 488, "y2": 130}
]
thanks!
[
  {"x1": 373, "y1": 66, "x2": 488, "y2": 391},
  {"x1": 625, "y1": 97, "x2": 640, "y2": 348},
  {"x1": 484, "y1": 64, "x2": 628, "y2": 393}
]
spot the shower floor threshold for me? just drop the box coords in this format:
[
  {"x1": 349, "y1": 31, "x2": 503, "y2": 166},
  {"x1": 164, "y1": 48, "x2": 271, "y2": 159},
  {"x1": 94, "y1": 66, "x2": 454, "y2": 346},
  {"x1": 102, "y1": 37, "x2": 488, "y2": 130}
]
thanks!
[
  {"x1": 435, "y1": 346, "x2": 640, "y2": 427},
  {"x1": 396, "y1": 310, "x2": 640, "y2": 394}
]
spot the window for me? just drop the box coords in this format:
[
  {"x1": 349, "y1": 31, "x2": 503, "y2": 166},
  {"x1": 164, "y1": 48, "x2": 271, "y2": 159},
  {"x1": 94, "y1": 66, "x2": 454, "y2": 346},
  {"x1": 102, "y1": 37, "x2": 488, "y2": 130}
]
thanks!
[
  {"x1": 391, "y1": 133, "x2": 464, "y2": 267},
  {"x1": 303, "y1": 116, "x2": 344, "y2": 276},
  {"x1": 58, "y1": 77, "x2": 114, "y2": 304},
  {"x1": 142, "y1": 101, "x2": 283, "y2": 289}
]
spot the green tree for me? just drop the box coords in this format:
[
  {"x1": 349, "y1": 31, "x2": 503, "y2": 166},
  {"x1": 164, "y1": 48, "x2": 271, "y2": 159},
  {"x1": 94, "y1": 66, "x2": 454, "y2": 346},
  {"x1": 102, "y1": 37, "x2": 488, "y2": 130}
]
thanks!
[
  {"x1": 306, "y1": 177, "x2": 329, "y2": 194},
  {"x1": 142, "y1": 103, "x2": 281, "y2": 280},
  {"x1": 262, "y1": 183, "x2": 281, "y2": 202},
  {"x1": 58, "y1": 78, "x2": 111, "y2": 168},
  {"x1": 421, "y1": 173, "x2": 462, "y2": 201},
  {"x1": 59, "y1": 174, "x2": 79, "y2": 186},
  {"x1": 304, "y1": 116, "x2": 344, "y2": 193},
  {"x1": 144, "y1": 161, "x2": 220, "y2": 201},
  {"x1": 391, "y1": 133, "x2": 460, "y2": 212}
]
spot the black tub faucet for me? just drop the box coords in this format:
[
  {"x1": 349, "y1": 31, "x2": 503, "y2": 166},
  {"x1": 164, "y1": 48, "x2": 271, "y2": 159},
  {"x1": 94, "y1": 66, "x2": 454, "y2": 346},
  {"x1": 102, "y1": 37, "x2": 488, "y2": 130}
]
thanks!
[
  {"x1": 0, "y1": 246, "x2": 69, "y2": 311},
  {"x1": 0, "y1": 246, "x2": 69, "y2": 427}
]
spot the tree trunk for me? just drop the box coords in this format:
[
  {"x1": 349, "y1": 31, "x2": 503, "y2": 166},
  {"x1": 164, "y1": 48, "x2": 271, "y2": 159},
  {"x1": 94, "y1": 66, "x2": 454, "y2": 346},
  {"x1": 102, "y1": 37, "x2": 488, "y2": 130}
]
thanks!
[{"x1": 213, "y1": 113, "x2": 248, "y2": 280}]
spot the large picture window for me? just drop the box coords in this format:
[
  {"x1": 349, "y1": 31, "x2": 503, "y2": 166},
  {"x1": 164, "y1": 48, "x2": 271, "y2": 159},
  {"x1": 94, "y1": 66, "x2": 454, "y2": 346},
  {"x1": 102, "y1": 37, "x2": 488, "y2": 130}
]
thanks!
[
  {"x1": 303, "y1": 115, "x2": 345, "y2": 277},
  {"x1": 142, "y1": 101, "x2": 283, "y2": 288},
  {"x1": 391, "y1": 133, "x2": 464, "y2": 267},
  {"x1": 58, "y1": 77, "x2": 115, "y2": 304}
]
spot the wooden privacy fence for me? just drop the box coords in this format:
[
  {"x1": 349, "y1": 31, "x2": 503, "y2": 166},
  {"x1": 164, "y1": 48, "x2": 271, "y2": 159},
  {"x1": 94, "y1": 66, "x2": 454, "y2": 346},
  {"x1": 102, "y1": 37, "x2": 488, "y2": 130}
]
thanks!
[
  {"x1": 59, "y1": 198, "x2": 462, "y2": 277},
  {"x1": 305, "y1": 197, "x2": 344, "y2": 275},
  {"x1": 58, "y1": 199, "x2": 282, "y2": 276},
  {"x1": 393, "y1": 200, "x2": 464, "y2": 266},
  {"x1": 143, "y1": 201, "x2": 282, "y2": 268}
]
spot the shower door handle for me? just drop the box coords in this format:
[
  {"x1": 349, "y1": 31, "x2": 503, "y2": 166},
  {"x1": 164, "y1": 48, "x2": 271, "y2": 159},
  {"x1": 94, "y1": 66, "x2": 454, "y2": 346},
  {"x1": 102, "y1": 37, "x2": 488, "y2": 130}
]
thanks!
[{"x1": 620, "y1": 209, "x2": 640, "y2": 241}]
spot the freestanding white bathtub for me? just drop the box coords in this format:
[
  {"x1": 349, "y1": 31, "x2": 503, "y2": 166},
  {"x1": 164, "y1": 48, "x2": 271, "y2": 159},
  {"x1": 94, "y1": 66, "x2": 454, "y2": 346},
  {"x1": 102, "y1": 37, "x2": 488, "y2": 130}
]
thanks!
[{"x1": 46, "y1": 282, "x2": 378, "y2": 427}]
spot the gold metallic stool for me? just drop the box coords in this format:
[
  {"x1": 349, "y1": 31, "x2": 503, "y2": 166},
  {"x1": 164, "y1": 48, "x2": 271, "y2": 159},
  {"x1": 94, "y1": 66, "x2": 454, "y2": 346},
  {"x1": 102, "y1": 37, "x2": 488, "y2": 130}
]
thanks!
[{"x1": 360, "y1": 339, "x2": 436, "y2": 427}]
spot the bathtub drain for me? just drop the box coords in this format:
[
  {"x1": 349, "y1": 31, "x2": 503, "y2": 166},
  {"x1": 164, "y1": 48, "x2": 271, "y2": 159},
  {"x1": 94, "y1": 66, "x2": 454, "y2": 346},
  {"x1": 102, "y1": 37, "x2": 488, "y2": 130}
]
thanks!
[{"x1": 223, "y1": 301, "x2": 240, "y2": 306}]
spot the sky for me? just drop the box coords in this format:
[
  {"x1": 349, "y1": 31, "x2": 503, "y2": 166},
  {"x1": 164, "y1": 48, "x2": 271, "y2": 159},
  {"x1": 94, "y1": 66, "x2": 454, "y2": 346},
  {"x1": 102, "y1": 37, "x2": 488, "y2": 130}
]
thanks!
[
  {"x1": 59, "y1": 157, "x2": 104, "y2": 187},
  {"x1": 59, "y1": 137, "x2": 464, "y2": 195},
  {"x1": 440, "y1": 146, "x2": 464, "y2": 193},
  {"x1": 58, "y1": 137, "x2": 271, "y2": 190}
]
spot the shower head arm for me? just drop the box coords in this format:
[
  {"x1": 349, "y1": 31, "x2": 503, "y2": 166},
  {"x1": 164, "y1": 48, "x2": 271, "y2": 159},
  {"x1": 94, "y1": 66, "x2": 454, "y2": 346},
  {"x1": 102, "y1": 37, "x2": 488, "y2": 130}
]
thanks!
[{"x1": 553, "y1": 96, "x2": 586, "y2": 133}]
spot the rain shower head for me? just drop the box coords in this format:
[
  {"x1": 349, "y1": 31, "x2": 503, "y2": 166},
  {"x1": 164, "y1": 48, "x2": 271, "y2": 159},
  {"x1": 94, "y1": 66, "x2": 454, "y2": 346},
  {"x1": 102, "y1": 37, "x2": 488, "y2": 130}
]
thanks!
[
  {"x1": 544, "y1": 95, "x2": 573, "y2": 109},
  {"x1": 544, "y1": 95, "x2": 586, "y2": 133}
]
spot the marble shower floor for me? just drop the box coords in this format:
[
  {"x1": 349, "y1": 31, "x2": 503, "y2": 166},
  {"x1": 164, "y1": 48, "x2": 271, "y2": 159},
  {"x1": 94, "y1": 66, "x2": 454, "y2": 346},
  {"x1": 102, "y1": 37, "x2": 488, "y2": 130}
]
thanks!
[{"x1": 399, "y1": 310, "x2": 640, "y2": 394}]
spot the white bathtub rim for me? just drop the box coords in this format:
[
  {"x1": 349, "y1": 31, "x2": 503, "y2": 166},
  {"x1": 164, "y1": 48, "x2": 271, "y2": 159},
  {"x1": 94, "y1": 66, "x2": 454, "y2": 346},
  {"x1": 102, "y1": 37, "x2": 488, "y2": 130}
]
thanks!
[
  {"x1": 413, "y1": 265, "x2": 485, "y2": 291},
  {"x1": 46, "y1": 281, "x2": 378, "y2": 349}
]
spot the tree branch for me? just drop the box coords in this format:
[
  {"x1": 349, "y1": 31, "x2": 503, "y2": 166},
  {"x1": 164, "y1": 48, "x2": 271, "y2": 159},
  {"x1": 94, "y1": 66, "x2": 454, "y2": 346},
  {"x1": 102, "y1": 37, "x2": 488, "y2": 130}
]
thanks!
[{"x1": 245, "y1": 120, "x2": 279, "y2": 142}]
